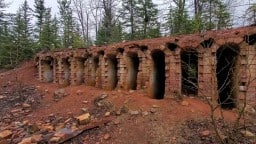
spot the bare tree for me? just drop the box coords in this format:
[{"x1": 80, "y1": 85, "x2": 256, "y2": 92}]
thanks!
[{"x1": 72, "y1": 0, "x2": 90, "y2": 46}]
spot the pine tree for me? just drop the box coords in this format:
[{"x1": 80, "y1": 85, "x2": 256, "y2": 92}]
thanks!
[
  {"x1": 12, "y1": 0, "x2": 34, "y2": 63},
  {"x1": 197, "y1": 0, "x2": 231, "y2": 31},
  {"x1": 34, "y1": 0, "x2": 46, "y2": 38},
  {"x1": 120, "y1": 0, "x2": 139, "y2": 40},
  {"x1": 95, "y1": 0, "x2": 122, "y2": 45},
  {"x1": 136, "y1": 0, "x2": 160, "y2": 39},
  {"x1": 58, "y1": 0, "x2": 74, "y2": 48},
  {"x1": 167, "y1": 0, "x2": 193, "y2": 35}
]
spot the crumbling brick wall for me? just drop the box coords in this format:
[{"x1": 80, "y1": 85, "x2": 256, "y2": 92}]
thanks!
[{"x1": 36, "y1": 26, "x2": 256, "y2": 108}]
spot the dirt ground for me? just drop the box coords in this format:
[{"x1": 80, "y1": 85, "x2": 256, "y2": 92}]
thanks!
[{"x1": 0, "y1": 61, "x2": 255, "y2": 144}]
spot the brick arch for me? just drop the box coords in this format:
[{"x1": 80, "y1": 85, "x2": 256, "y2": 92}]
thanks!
[
  {"x1": 149, "y1": 49, "x2": 166, "y2": 99},
  {"x1": 180, "y1": 48, "x2": 199, "y2": 96},
  {"x1": 35, "y1": 26, "x2": 256, "y2": 107},
  {"x1": 216, "y1": 43, "x2": 240, "y2": 108}
]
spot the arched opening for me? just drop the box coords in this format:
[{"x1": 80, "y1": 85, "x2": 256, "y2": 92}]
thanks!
[
  {"x1": 76, "y1": 58, "x2": 85, "y2": 84},
  {"x1": 151, "y1": 50, "x2": 165, "y2": 99},
  {"x1": 107, "y1": 55, "x2": 118, "y2": 90},
  {"x1": 63, "y1": 58, "x2": 71, "y2": 84},
  {"x1": 92, "y1": 57, "x2": 99, "y2": 86},
  {"x1": 216, "y1": 44, "x2": 240, "y2": 109},
  {"x1": 244, "y1": 34, "x2": 256, "y2": 45},
  {"x1": 126, "y1": 53, "x2": 140, "y2": 90},
  {"x1": 201, "y1": 38, "x2": 214, "y2": 48},
  {"x1": 181, "y1": 50, "x2": 198, "y2": 96},
  {"x1": 42, "y1": 59, "x2": 53, "y2": 82},
  {"x1": 166, "y1": 42, "x2": 178, "y2": 51}
]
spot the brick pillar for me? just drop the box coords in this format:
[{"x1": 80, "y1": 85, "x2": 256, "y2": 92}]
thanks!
[
  {"x1": 137, "y1": 50, "x2": 150, "y2": 90},
  {"x1": 39, "y1": 59, "x2": 53, "y2": 82},
  {"x1": 117, "y1": 52, "x2": 125, "y2": 89},
  {"x1": 95, "y1": 55, "x2": 104, "y2": 89},
  {"x1": 56, "y1": 58, "x2": 71, "y2": 85},
  {"x1": 242, "y1": 43, "x2": 256, "y2": 106},
  {"x1": 166, "y1": 48, "x2": 181, "y2": 95}
]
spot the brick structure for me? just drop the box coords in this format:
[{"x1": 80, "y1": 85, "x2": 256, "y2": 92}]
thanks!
[{"x1": 36, "y1": 26, "x2": 256, "y2": 108}]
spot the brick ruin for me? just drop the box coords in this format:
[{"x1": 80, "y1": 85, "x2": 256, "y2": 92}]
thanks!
[{"x1": 36, "y1": 26, "x2": 256, "y2": 109}]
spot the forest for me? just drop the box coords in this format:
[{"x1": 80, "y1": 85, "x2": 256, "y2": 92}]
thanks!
[{"x1": 0, "y1": 0, "x2": 256, "y2": 68}]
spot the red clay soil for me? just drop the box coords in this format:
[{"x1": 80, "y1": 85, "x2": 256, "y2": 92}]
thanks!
[{"x1": 0, "y1": 61, "x2": 255, "y2": 144}]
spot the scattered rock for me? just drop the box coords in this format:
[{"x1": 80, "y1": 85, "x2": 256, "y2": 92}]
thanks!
[
  {"x1": 76, "y1": 113, "x2": 91, "y2": 125},
  {"x1": 200, "y1": 130, "x2": 211, "y2": 137},
  {"x1": 53, "y1": 89, "x2": 68, "y2": 99},
  {"x1": 82, "y1": 101, "x2": 88, "y2": 104},
  {"x1": 40, "y1": 124, "x2": 54, "y2": 132},
  {"x1": 142, "y1": 111, "x2": 149, "y2": 116},
  {"x1": 76, "y1": 90, "x2": 83, "y2": 95},
  {"x1": 81, "y1": 108, "x2": 88, "y2": 113},
  {"x1": 103, "y1": 133, "x2": 111, "y2": 140},
  {"x1": 18, "y1": 137, "x2": 32, "y2": 144},
  {"x1": 113, "y1": 119, "x2": 120, "y2": 125},
  {"x1": 129, "y1": 90, "x2": 134, "y2": 93},
  {"x1": 181, "y1": 101, "x2": 189, "y2": 106},
  {"x1": 50, "y1": 136, "x2": 61, "y2": 143},
  {"x1": 0, "y1": 95, "x2": 6, "y2": 100},
  {"x1": 31, "y1": 134, "x2": 43, "y2": 143},
  {"x1": 130, "y1": 110, "x2": 140, "y2": 115},
  {"x1": 11, "y1": 109, "x2": 22, "y2": 113},
  {"x1": 116, "y1": 110, "x2": 121, "y2": 116},
  {"x1": 105, "y1": 112, "x2": 111, "y2": 117},
  {"x1": 240, "y1": 130, "x2": 255, "y2": 138},
  {"x1": 152, "y1": 105, "x2": 160, "y2": 108},
  {"x1": 0, "y1": 130, "x2": 12, "y2": 139},
  {"x1": 22, "y1": 103, "x2": 31, "y2": 108},
  {"x1": 150, "y1": 108, "x2": 157, "y2": 113},
  {"x1": 100, "y1": 94, "x2": 108, "y2": 100}
]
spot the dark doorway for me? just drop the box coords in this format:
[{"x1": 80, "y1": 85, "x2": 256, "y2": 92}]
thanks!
[
  {"x1": 151, "y1": 50, "x2": 166, "y2": 99},
  {"x1": 63, "y1": 58, "x2": 71, "y2": 84},
  {"x1": 181, "y1": 50, "x2": 198, "y2": 95},
  {"x1": 127, "y1": 53, "x2": 140, "y2": 90},
  {"x1": 216, "y1": 44, "x2": 240, "y2": 109},
  {"x1": 107, "y1": 56, "x2": 118, "y2": 90},
  {"x1": 42, "y1": 59, "x2": 53, "y2": 82},
  {"x1": 91, "y1": 57, "x2": 99, "y2": 86},
  {"x1": 77, "y1": 58, "x2": 85, "y2": 84}
]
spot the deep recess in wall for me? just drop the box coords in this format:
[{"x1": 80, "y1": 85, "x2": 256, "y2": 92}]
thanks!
[
  {"x1": 181, "y1": 50, "x2": 198, "y2": 96},
  {"x1": 42, "y1": 59, "x2": 53, "y2": 82},
  {"x1": 77, "y1": 58, "x2": 85, "y2": 84},
  {"x1": 201, "y1": 38, "x2": 214, "y2": 48},
  {"x1": 127, "y1": 53, "x2": 139, "y2": 90},
  {"x1": 63, "y1": 58, "x2": 71, "y2": 84},
  {"x1": 166, "y1": 43, "x2": 178, "y2": 51},
  {"x1": 91, "y1": 57, "x2": 99, "y2": 86},
  {"x1": 216, "y1": 44, "x2": 240, "y2": 109},
  {"x1": 151, "y1": 50, "x2": 165, "y2": 99},
  {"x1": 107, "y1": 55, "x2": 118, "y2": 90},
  {"x1": 245, "y1": 34, "x2": 256, "y2": 45}
]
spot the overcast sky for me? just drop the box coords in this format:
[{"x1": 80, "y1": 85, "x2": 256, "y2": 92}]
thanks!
[
  {"x1": 4, "y1": 0, "x2": 59, "y2": 15},
  {"x1": 3, "y1": 0, "x2": 256, "y2": 27}
]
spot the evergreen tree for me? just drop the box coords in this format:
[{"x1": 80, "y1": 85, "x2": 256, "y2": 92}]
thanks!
[
  {"x1": 40, "y1": 8, "x2": 61, "y2": 50},
  {"x1": 58, "y1": 0, "x2": 74, "y2": 48},
  {"x1": 197, "y1": 0, "x2": 231, "y2": 31},
  {"x1": 12, "y1": 0, "x2": 34, "y2": 63},
  {"x1": 120, "y1": 0, "x2": 139, "y2": 40},
  {"x1": 34, "y1": 0, "x2": 46, "y2": 38},
  {"x1": 136, "y1": 0, "x2": 160, "y2": 39},
  {"x1": 167, "y1": 0, "x2": 193, "y2": 35},
  {"x1": 95, "y1": 0, "x2": 123, "y2": 45}
]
